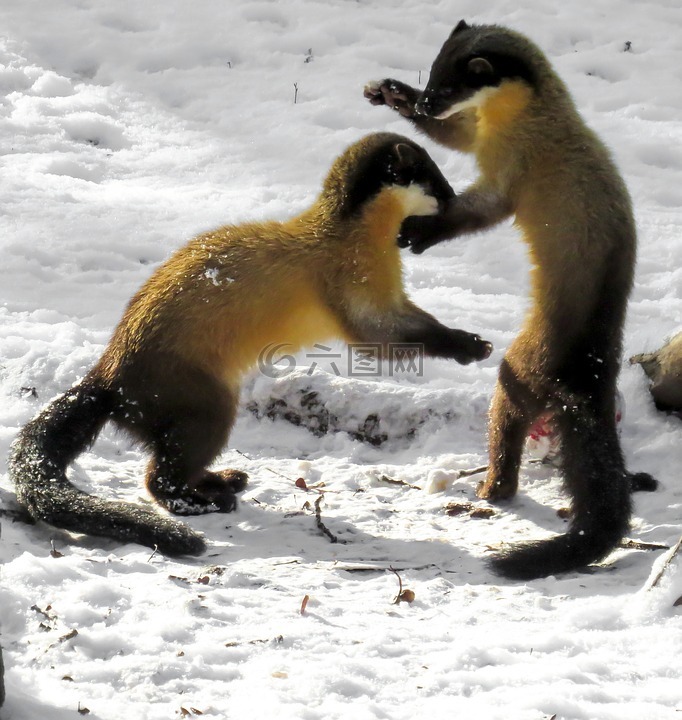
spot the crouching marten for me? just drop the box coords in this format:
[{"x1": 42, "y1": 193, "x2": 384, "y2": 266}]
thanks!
[
  {"x1": 365, "y1": 22, "x2": 656, "y2": 579},
  {"x1": 10, "y1": 132, "x2": 492, "y2": 557}
]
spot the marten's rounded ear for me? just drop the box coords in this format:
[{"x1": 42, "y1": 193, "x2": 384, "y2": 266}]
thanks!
[
  {"x1": 393, "y1": 142, "x2": 420, "y2": 168},
  {"x1": 451, "y1": 19, "x2": 470, "y2": 37},
  {"x1": 467, "y1": 57, "x2": 494, "y2": 76}
]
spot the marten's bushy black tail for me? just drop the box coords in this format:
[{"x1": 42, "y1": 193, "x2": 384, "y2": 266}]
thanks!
[
  {"x1": 490, "y1": 404, "x2": 637, "y2": 580},
  {"x1": 9, "y1": 381, "x2": 205, "y2": 556}
]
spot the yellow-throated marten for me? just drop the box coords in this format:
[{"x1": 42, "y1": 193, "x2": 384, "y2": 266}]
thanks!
[
  {"x1": 10, "y1": 132, "x2": 492, "y2": 556},
  {"x1": 365, "y1": 22, "x2": 656, "y2": 580}
]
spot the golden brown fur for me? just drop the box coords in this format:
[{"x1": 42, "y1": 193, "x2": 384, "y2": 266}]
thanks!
[
  {"x1": 10, "y1": 132, "x2": 491, "y2": 555},
  {"x1": 366, "y1": 22, "x2": 656, "y2": 578}
]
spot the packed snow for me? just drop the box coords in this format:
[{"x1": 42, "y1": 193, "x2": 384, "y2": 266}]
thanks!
[{"x1": 1, "y1": 1, "x2": 681, "y2": 718}]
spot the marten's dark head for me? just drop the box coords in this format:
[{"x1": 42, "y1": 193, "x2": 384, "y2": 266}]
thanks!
[
  {"x1": 416, "y1": 20, "x2": 541, "y2": 120},
  {"x1": 322, "y1": 133, "x2": 454, "y2": 219}
]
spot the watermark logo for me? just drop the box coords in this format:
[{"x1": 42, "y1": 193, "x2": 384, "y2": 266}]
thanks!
[
  {"x1": 257, "y1": 343, "x2": 297, "y2": 379},
  {"x1": 257, "y1": 342, "x2": 425, "y2": 378}
]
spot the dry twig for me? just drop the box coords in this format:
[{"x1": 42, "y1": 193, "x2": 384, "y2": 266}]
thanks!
[
  {"x1": 646, "y1": 534, "x2": 682, "y2": 591},
  {"x1": 389, "y1": 566, "x2": 415, "y2": 604},
  {"x1": 378, "y1": 474, "x2": 421, "y2": 490},
  {"x1": 620, "y1": 539, "x2": 670, "y2": 551},
  {"x1": 314, "y1": 495, "x2": 339, "y2": 544}
]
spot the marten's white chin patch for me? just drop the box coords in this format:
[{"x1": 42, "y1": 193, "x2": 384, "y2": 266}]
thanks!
[
  {"x1": 434, "y1": 86, "x2": 498, "y2": 120},
  {"x1": 391, "y1": 184, "x2": 439, "y2": 217}
]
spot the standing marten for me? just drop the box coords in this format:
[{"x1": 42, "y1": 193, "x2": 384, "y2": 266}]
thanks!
[
  {"x1": 10, "y1": 132, "x2": 492, "y2": 556},
  {"x1": 365, "y1": 21, "x2": 656, "y2": 579}
]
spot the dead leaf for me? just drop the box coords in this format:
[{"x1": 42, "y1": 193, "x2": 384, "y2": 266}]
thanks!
[
  {"x1": 445, "y1": 502, "x2": 494, "y2": 519},
  {"x1": 674, "y1": 596, "x2": 682, "y2": 607},
  {"x1": 470, "y1": 507, "x2": 495, "y2": 519},
  {"x1": 445, "y1": 501, "x2": 473, "y2": 516},
  {"x1": 50, "y1": 540, "x2": 64, "y2": 558},
  {"x1": 59, "y1": 629, "x2": 78, "y2": 643},
  {"x1": 62, "y1": 675, "x2": 74, "y2": 682},
  {"x1": 77, "y1": 703, "x2": 90, "y2": 715},
  {"x1": 197, "y1": 576, "x2": 210, "y2": 585},
  {"x1": 31, "y1": 604, "x2": 55, "y2": 621},
  {"x1": 389, "y1": 566, "x2": 415, "y2": 604},
  {"x1": 271, "y1": 671, "x2": 288, "y2": 679},
  {"x1": 295, "y1": 477, "x2": 308, "y2": 490},
  {"x1": 556, "y1": 507, "x2": 571, "y2": 519},
  {"x1": 300, "y1": 594, "x2": 310, "y2": 615},
  {"x1": 168, "y1": 575, "x2": 192, "y2": 586}
]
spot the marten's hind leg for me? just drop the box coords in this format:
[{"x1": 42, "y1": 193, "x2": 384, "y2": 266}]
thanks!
[
  {"x1": 115, "y1": 362, "x2": 248, "y2": 516},
  {"x1": 479, "y1": 356, "x2": 546, "y2": 501},
  {"x1": 144, "y1": 410, "x2": 248, "y2": 515}
]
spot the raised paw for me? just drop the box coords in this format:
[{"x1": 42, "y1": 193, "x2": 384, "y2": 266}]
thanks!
[
  {"x1": 450, "y1": 330, "x2": 493, "y2": 365},
  {"x1": 398, "y1": 215, "x2": 446, "y2": 253},
  {"x1": 363, "y1": 78, "x2": 419, "y2": 117},
  {"x1": 628, "y1": 471, "x2": 658, "y2": 492}
]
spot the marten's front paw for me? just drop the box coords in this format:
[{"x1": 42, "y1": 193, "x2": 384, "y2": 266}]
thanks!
[
  {"x1": 398, "y1": 215, "x2": 446, "y2": 254},
  {"x1": 363, "y1": 79, "x2": 418, "y2": 117},
  {"x1": 451, "y1": 331, "x2": 493, "y2": 365}
]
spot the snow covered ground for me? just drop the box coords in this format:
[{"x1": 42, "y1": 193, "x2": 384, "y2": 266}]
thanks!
[{"x1": 1, "y1": 1, "x2": 681, "y2": 718}]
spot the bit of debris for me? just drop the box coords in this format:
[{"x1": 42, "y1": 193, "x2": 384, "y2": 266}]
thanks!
[
  {"x1": 444, "y1": 502, "x2": 495, "y2": 519},
  {"x1": 470, "y1": 507, "x2": 495, "y2": 519},
  {"x1": 60, "y1": 629, "x2": 79, "y2": 643},
  {"x1": 168, "y1": 575, "x2": 192, "y2": 586},
  {"x1": 445, "y1": 501, "x2": 473, "y2": 516},
  {"x1": 225, "y1": 635, "x2": 284, "y2": 648},
  {"x1": 50, "y1": 539, "x2": 64, "y2": 558},
  {"x1": 389, "y1": 566, "x2": 415, "y2": 604},
  {"x1": 180, "y1": 707, "x2": 204, "y2": 717},
  {"x1": 377, "y1": 474, "x2": 421, "y2": 490},
  {"x1": 620, "y1": 539, "x2": 670, "y2": 551},
  {"x1": 314, "y1": 495, "x2": 340, "y2": 544},
  {"x1": 646, "y1": 534, "x2": 682, "y2": 591},
  {"x1": 456, "y1": 465, "x2": 489, "y2": 479}
]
